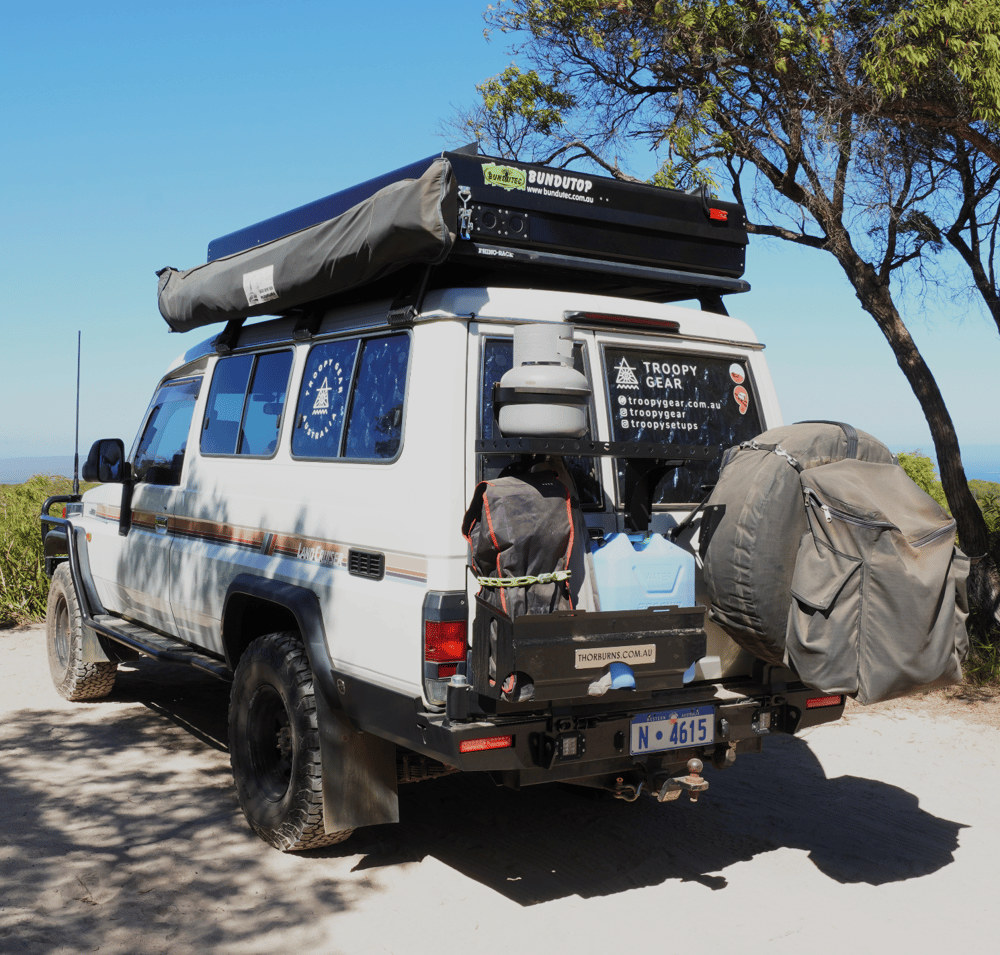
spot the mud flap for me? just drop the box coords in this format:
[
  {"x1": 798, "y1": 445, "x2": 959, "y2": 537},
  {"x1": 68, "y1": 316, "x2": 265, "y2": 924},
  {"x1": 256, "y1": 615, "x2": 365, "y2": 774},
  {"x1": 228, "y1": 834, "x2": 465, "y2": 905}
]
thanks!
[{"x1": 316, "y1": 691, "x2": 399, "y2": 833}]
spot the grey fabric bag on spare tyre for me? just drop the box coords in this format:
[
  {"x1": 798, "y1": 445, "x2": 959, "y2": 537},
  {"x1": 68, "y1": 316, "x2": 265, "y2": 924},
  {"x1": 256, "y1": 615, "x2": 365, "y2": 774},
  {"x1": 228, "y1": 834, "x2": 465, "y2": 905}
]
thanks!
[{"x1": 701, "y1": 421, "x2": 969, "y2": 704}]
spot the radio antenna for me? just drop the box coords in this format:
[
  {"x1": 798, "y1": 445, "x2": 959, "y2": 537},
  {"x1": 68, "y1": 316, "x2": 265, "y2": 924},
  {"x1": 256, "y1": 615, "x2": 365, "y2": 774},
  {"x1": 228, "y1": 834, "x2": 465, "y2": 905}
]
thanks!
[{"x1": 73, "y1": 331, "x2": 81, "y2": 497}]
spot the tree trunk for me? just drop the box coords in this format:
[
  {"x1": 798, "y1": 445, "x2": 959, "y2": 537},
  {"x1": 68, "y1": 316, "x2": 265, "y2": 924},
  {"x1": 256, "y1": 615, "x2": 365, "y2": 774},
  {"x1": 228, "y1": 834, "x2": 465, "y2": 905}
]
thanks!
[{"x1": 835, "y1": 249, "x2": 1000, "y2": 633}]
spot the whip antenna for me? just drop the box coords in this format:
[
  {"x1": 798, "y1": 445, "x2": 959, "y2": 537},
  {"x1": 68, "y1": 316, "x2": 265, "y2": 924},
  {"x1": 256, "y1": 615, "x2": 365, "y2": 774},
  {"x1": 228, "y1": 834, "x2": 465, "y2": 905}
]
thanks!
[{"x1": 73, "y1": 331, "x2": 81, "y2": 497}]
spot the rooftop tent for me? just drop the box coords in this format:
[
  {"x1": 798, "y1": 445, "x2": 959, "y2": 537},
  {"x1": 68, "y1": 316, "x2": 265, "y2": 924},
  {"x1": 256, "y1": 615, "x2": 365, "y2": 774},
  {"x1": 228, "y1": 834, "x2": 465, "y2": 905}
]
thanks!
[{"x1": 157, "y1": 147, "x2": 751, "y2": 334}]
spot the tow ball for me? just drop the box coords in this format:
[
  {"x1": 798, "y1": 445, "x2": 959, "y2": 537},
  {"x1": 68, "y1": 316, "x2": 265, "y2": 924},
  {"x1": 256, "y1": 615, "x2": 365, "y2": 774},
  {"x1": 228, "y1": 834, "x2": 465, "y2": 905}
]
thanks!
[{"x1": 652, "y1": 758, "x2": 710, "y2": 803}]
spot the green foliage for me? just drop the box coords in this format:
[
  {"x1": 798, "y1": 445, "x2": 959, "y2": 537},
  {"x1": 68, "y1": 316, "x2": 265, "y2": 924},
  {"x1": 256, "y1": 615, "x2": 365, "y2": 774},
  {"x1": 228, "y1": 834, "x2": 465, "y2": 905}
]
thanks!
[
  {"x1": 897, "y1": 451, "x2": 949, "y2": 511},
  {"x1": 0, "y1": 475, "x2": 80, "y2": 625},
  {"x1": 863, "y1": 0, "x2": 1000, "y2": 124}
]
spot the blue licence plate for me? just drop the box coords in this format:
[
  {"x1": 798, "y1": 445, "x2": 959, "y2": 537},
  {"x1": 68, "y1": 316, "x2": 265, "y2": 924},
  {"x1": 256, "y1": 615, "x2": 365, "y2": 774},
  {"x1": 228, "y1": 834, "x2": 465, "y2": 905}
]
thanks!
[{"x1": 630, "y1": 705, "x2": 715, "y2": 755}]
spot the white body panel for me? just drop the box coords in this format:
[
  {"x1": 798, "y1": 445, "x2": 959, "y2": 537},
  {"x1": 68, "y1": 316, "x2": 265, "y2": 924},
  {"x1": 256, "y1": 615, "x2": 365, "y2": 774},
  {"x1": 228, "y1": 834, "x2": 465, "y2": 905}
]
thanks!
[{"x1": 79, "y1": 286, "x2": 782, "y2": 703}]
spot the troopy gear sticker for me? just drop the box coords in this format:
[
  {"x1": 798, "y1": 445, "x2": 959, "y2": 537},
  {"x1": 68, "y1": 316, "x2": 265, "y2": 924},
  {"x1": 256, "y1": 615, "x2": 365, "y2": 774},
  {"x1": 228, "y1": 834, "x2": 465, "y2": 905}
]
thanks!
[
  {"x1": 729, "y1": 363, "x2": 745, "y2": 384},
  {"x1": 615, "y1": 357, "x2": 640, "y2": 390},
  {"x1": 300, "y1": 357, "x2": 348, "y2": 441}
]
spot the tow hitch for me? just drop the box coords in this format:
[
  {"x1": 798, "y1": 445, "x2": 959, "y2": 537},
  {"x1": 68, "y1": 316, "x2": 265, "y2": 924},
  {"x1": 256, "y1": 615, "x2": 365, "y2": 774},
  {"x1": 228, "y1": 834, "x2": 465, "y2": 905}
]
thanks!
[
  {"x1": 652, "y1": 758, "x2": 709, "y2": 803},
  {"x1": 606, "y1": 758, "x2": 709, "y2": 803}
]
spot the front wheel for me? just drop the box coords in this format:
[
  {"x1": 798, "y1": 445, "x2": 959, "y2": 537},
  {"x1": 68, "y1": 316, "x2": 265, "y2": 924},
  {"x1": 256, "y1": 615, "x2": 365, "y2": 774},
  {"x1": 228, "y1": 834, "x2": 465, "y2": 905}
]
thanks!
[
  {"x1": 229, "y1": 631, "x2": 353, "y2": 851},
  {"x1": 45, "y1": 563, "x2": 117, "y2": 701}
]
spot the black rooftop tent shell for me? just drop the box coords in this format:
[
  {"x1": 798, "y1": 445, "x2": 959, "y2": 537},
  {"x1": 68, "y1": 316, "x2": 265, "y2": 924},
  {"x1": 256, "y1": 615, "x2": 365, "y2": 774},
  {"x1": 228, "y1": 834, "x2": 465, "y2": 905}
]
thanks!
[{"x1": 157, "y1": 147, "x2": 751, "y2": 334}]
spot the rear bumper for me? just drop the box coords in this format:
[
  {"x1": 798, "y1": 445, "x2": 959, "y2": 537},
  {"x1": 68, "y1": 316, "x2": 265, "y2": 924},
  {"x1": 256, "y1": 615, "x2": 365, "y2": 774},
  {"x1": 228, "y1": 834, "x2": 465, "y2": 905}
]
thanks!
[{"x1": 332, "y1": 670, "x2": 845, "y2": 786}]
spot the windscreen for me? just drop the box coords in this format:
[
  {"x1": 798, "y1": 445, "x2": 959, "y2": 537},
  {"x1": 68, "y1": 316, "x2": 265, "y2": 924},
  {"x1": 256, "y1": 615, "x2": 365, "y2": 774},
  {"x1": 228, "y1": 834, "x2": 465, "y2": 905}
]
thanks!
[{"x1": 602, "y1": 345, "x2": 763, "y2": 504}]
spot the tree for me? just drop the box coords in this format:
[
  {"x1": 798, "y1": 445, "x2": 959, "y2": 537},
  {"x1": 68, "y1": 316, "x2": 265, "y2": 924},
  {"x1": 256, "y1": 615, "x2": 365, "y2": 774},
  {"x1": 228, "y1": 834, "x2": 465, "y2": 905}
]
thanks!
[{"x1": 458, "y1": 0, "x2": 1000, "y2": 630}]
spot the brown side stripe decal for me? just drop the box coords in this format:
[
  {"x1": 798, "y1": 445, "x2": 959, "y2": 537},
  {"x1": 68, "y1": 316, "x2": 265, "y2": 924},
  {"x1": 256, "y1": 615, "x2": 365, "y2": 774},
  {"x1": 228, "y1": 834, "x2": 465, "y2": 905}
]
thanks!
[{"x1": 106, "y1": 509, "x2": 427, "y2": 582}]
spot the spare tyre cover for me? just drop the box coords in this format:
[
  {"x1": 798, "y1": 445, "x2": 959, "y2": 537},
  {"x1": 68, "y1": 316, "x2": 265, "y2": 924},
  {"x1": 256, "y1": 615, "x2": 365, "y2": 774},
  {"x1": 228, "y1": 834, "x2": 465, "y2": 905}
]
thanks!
[{"x1": 700, "y1": 422, "x2": 894, "y2": 665}]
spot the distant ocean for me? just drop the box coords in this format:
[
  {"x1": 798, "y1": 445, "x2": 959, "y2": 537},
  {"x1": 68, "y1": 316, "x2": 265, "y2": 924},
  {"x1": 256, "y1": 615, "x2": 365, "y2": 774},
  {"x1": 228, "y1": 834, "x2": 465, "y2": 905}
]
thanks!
[
  {"x1": 960, "y1": 445, "x2": 1000, "y2": 483},
  {"x1": 0, "y1": 456, "x2": 76, "y2": 485}
]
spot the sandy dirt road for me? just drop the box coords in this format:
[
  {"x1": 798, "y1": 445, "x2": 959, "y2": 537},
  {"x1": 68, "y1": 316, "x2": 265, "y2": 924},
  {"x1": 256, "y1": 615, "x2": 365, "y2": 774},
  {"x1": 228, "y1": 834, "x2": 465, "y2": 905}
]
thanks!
[{"x1": 2, "y1": 621, "x2": 998, "y2": 955}]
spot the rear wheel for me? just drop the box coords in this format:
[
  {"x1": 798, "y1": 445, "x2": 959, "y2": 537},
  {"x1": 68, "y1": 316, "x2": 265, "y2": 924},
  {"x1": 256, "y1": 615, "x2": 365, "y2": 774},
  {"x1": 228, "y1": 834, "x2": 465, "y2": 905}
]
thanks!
[
  {"x1": 229, "y1": 631, "x2": 354, "y2": 851},
  {"x1": 45, "y1": 563, "x2": 117, "y2": 701}
]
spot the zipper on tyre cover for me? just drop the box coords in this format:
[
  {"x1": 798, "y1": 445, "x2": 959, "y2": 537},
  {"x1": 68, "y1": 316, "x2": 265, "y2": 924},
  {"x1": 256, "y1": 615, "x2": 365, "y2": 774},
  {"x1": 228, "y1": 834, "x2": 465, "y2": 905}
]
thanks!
[
  {"x1": 802, "y1": 488, "x2": 896, "y2": 529},
  {"x1": 911, "y1": 521, "x2": 957, "y2": 548}
]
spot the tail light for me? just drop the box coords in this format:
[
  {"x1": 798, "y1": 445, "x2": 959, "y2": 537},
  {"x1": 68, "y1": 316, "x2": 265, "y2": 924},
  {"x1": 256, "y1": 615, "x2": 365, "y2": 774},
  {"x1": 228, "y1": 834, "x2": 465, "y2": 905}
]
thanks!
[{"x1": 425, "y1": 620, "x2": 467, "y2": 679}]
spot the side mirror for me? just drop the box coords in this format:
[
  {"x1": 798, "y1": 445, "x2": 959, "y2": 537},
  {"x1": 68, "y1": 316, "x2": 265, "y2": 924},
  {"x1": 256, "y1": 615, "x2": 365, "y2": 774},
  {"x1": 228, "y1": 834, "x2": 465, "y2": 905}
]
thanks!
[{"x1": 82, "y1": 439, "x2": 130, "y2": 484}]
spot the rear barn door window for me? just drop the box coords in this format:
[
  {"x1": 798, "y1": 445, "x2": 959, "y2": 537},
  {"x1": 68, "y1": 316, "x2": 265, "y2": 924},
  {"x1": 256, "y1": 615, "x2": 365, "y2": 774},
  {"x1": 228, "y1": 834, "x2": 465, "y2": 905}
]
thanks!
[
  {"x1": 479, "y1": 337, "x2": 602, "y2": 508},
  {"x1": 602, "y1": 345, "x2": 762, "y2": 504}
]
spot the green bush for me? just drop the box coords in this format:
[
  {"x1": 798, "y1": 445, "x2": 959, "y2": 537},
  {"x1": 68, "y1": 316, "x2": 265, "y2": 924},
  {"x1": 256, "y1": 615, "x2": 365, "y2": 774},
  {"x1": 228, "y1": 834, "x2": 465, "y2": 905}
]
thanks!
[
  {"x1": 0, "y1": 475, "x2": 80, "y2": 625},
  {"x1": 897, "y1": 451, "x2": 949, "y2": 511}
]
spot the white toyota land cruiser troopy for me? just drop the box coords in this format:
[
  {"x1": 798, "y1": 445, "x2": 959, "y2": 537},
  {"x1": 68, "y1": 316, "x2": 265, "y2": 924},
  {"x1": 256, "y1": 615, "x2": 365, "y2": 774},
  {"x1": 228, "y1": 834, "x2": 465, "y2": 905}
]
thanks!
[{"x1": 41, "y1": 148, "x2": 847, "y2": 851}]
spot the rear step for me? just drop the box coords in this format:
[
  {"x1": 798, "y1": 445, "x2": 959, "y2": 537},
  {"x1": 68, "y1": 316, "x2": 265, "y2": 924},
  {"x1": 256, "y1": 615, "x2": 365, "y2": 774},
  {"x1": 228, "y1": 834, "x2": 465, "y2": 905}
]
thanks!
[{"x1": 91, "y1": 614, "x2": 233, "y2": 681}]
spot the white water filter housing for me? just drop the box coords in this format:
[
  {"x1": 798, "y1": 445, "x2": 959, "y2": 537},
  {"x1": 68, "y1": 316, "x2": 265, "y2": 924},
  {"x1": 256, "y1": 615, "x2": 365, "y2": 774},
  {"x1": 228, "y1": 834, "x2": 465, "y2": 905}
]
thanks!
[{"x1": 498, "y1": 324, "x2": 592, "y2": 438}]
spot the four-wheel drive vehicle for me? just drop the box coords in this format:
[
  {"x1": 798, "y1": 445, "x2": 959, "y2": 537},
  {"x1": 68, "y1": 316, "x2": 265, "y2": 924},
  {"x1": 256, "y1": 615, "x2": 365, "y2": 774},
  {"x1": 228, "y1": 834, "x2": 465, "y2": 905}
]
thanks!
[{"x1": 40, "y1": 148, "x2": 850, "y2": 851}]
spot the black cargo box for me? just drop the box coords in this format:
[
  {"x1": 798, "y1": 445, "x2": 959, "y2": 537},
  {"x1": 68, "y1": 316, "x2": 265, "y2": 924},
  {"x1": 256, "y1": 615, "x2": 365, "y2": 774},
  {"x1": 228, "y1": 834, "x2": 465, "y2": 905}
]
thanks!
[{"x1": 158, "y1": 147, "x2": 750, "y2": 333}]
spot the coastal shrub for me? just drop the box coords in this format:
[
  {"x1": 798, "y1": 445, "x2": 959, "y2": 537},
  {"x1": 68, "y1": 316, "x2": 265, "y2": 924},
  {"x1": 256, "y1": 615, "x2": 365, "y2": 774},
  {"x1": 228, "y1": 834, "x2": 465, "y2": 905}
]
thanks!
[{"x1": 0, "y1": 475, "x2": 80, "y2": 625}]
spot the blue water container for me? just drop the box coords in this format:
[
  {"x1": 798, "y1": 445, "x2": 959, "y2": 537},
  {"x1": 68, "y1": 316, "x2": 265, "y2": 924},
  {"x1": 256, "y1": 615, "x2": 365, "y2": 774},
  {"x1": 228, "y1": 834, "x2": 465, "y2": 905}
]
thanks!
[{"x1": 591, "y1": 533, "x2": 695, "y2": 612}]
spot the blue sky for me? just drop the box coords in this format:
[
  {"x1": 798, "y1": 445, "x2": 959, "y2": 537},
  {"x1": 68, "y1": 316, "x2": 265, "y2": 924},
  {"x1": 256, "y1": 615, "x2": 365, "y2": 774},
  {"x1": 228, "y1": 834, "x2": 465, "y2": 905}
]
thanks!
[{"x1": 2, "y1": 1, "x2": 997, "y2": 479}]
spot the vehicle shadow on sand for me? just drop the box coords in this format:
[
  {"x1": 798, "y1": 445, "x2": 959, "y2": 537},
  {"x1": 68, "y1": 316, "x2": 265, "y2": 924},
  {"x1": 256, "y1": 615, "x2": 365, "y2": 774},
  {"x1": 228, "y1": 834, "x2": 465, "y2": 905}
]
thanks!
[
  {"x1": 343, "y1": 731, "x2": 966, "y2": 905},
  {"x1": 4, "y1": 658, "x2": 967, "y2": 916}
]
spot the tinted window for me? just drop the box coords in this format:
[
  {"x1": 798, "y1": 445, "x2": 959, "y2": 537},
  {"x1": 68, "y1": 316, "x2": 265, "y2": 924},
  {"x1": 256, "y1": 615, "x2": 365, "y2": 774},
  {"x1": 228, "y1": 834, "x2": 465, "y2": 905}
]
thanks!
[
  {"x1": 202, "y1": 355, "x2": 252, "y2": 455},
  {"x1": 239, "y1": 351, "x2": 293, "y2": 455},
  {"x1": 344, "y1": 335, "x2": 409, "y2": 460},
  {"x1": 133, "y1": 378, "x2": 201, "y2": 486},
  {"x1": 603, "y1": 346, "x2": 762, "y2": 504},
  {"x1": 479, "y1": 337, "x2": 602, "y2": 508},
  {"x1": 202, "y1": 351, "x2": 292, "y2": 456},
  {"x1": 291, "y1": 339, "x2": 359, "y2": 458}
]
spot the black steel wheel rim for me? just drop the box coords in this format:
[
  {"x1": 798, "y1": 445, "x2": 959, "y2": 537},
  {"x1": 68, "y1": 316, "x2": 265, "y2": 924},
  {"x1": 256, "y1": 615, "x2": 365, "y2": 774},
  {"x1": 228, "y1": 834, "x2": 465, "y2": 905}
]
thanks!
[
  {"x1": 53, "y1": 597, "x2": 70, "y2": 670},
  {"x1": 247, "y1": 684, "x2": 294, "y2": 802}
]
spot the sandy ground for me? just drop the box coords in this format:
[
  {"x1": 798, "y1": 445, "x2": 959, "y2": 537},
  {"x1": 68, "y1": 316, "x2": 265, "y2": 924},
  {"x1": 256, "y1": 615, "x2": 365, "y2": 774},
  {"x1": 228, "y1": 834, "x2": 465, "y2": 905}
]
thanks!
[{"x1": 2, "y1": 621, "x2": 999, "y2": 955}]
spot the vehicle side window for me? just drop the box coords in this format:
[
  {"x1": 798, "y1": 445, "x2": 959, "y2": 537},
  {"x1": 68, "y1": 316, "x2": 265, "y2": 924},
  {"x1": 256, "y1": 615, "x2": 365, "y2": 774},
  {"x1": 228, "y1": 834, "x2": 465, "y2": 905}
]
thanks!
[
  {"x1": 291, "y1": 333, "x2": 409, "y2": 461},
  {"x1": 479, "y1": 337, "x2": 603, "y2": 508},
  {"x1": 291, "y1": 339, "x2": 359, "y2": 458},
  {"x1": 202, "y1": 355, "x2": 253, "y2": 454},
  {"x1": 133, "y1": 377, "x2": 202, "y2": 486},
  {"x1": 344, "y1": 335, "x2": 409, "y2": 460},
  {"x1": 202, "y1": 351, "x2": 293, "y2": 457},
  {"x1": 240, "y1": 351, "x2": 293, "y2": 455}
]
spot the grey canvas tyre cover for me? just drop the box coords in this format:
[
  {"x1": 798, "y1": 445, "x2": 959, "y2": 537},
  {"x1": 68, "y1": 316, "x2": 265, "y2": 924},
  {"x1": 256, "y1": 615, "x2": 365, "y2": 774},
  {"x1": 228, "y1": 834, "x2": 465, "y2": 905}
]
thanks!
[
  {"x1": 702, "y1": 422, "x2": 969, "y2": 703},
  {"x1": 702, "y1": 423, "x2": 895, "y2": 665},
  {"x1": 157, "y1": 159, "x2": 457, "y2": 333},
  {"x1": 788, "y1": 460, "x2": 969, "y2": 704}
]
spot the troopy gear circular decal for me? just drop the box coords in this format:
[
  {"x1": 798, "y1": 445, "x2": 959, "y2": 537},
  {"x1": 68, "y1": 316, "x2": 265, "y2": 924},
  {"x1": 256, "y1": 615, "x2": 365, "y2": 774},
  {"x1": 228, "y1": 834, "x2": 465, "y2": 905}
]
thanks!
[{"x1": 300, "y1": 357, "x2": 348, "y2": 441}]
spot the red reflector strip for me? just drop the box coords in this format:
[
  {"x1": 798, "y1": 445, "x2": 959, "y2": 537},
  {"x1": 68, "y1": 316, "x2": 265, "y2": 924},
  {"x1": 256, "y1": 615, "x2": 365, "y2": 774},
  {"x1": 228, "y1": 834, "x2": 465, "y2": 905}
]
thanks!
[
  {"x1": 459, "y1": 735, "x2": 514, "y2": 754},
  {"x1": 806, "y1": 695, "x2": 843, "y2": 709},
  {"x1": 709, "y1": 208, "x2": 729, "y2": 221},
  {"x1": 437, "y1": 663, "x2": 458, "y2": 679}
]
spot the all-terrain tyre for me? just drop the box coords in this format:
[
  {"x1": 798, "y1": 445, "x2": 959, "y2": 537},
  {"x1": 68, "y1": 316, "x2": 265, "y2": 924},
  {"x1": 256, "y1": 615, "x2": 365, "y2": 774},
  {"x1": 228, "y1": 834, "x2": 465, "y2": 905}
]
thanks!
[
  {"x1": 45, "y1": 563, "x2": 118, "y2": 701},
  {"x1": 229, "y1": 631, "x2": 354, "y2": 852}
]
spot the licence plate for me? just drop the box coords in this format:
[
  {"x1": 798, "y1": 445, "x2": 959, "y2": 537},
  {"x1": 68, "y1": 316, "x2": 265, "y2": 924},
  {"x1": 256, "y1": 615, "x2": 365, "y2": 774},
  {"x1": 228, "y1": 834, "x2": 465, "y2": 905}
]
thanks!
[{"x1": 630, "y1": 705, "x2": 715, "y2": 755}]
